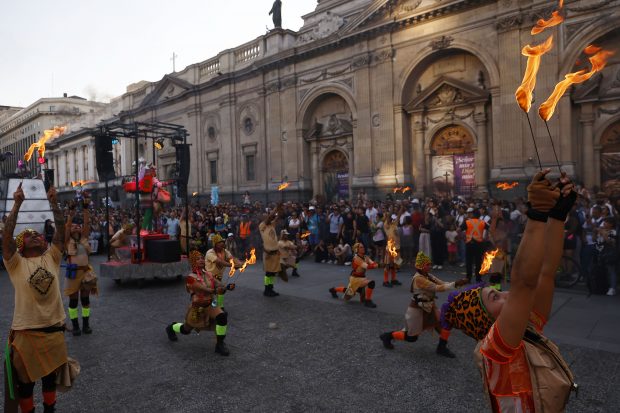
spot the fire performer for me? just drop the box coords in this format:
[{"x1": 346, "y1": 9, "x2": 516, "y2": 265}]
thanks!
[
  {"x1": 379, "y1": 252, "x2": 468, "y2": 357},
  {"x1": 165, "y1": 250, "x2": 235, "y2": 356},
  {"x1": 441, "y1": 171, "x2": 578, "y2": 412},
  {"x1": 140, "y1": 163, "x2": 171, "y2": 232},
  {"x1": 329, "y1": 243, "x2": 379, "y2": 308},
  {"x1": 64, "y1": 198, "x2": 98, "y2": 336},
  {"x1": 383, "y1": 214, "x2": 402, "y2": 287},
  {"x1": 260, "y1": 207, "x2": 287, "y2": 297},
  {"x1": 278, "y1": 230, "x2": 300, "y2": 278},
  {"x1": 205, "y1": 234, "x2": 244, "y2": 309},
  {"x1": 3, "y1": 183, "x2": 76, "y2": 413}
]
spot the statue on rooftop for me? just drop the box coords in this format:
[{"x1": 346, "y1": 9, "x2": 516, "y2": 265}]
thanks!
[{"x1": 269, "y1": 0, "x2": 282, "y2": 29}]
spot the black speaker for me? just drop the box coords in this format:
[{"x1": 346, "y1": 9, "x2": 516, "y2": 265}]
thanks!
[
  {"x1": 95, "y1": 136, "x2": 116, "y2": 181},
  {"x1": 175, "y1": 144, "x2": 190, "y2": 188},
  {"x1": 145, "y1": 239, "x2": 181, "y2": 263}
]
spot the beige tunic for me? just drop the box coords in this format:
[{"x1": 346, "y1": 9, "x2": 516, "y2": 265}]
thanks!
[
  {"x1": 260, "y1": 221, "x2": 281, "y2": 273},
  {"x1": 64, "y1": 237, "x2": 97, "y2": 296}
]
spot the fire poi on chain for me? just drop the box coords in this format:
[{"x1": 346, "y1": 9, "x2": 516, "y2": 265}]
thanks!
[
  {"x1": 235, "y1": 248, "x2": 257, "y2": 275},
  {"x1": 24, "y1": 125, "x2": 67, "y2": 163},
  {"x1": 229, "y1": 258, "x2": 237, "y2": 277}
]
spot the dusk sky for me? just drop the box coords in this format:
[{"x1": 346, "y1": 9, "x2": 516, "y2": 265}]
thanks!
[{"x1": 1, "y1": 0, "x2": 317, "y2": 107}]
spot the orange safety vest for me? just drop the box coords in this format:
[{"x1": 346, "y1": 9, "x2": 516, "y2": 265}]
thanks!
[
  {"x1": 466, "y1": 219, "x2": 485, "y2": 243},
  {"x1": 239, "y1": 222, "x2": 251, "y2": 239}
]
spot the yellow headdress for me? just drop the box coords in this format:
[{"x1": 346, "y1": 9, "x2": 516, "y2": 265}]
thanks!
[
  {"x1": 415, "y1": 252, "x2": 432, "y2": 269},
  {"x1": 211, "y1": 234, "x2": 224, "y2": 246},
  {"x1": 189, "y1": 250, "x2": 204, "y2": 271},
  {"x1": 15, "y1": 229, "x2": 39, "y2": 253}
]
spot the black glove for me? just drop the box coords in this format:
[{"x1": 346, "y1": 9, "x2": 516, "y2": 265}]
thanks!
[
  {"x1": 548, "y1": 190, "x2": 577, "y2": 222},
  {"x1": 226, "y1": 283, "x2": 236, "y2": 291},
  {"x1": 526, "y1": 202, "x2": 548, "y2": 222}
]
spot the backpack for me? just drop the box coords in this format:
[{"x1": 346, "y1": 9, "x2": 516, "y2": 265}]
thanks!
[{"x1": 475, "y1": 327, "x2": 577, "y2": 412}]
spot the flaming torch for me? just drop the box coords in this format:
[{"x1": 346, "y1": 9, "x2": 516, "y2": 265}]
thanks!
[
  {"x1": 278, "y1": 182, "x2": 290, "y2": 191},
  {"x1": 248, "y1": 248, "x2": 257, "y2": 264},
  {"x1": 392, "y1": 187, "x2": 402, "y2": 193},
  {"x1": 401, "y1": 186, "x2": 411, "y2": 193},
  {"x1": 300, "y1": 231, "x2": 311, "y2": 239},
  {"x1": 479, "y1": 249, "x2": 499, "y2": 275},
  {"x1": 496, "y1": 182, "x2": 519, "y2": 191},
  {"x1": 387, "y1": 239, "x2": 398, "y2": 258},
  {"x1": 229, "y1": 258, "x2": 236, "y2": 277},
  {"x1": 24, "y1": 126, "x2": 67, "y2": 163}
]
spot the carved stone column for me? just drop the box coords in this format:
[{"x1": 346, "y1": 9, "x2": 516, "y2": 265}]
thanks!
[
  {"x1": 474, "y1": 109, "x2": 488, "y2": 190},
  {"x1": 413, "y1": 115, "x2": 426, "y2": 193},
  {"x1": 311, "y1": 142, "x2": 320, "y2": 197},
  {"x1": 580, "y1": 111, "x2": 595, "y2": 188}
]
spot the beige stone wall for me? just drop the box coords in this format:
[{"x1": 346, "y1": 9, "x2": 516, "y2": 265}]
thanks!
[{"x1": 105, "y1": 0, "x2": 620, "y2": 201}]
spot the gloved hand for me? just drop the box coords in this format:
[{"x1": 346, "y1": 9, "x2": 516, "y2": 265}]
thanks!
[
  {"x1": 548, "y1": 174, "x2": 577, "y2": 222},
  {"x1": 455, "y1": 278, "x2": 469, "y2": 288},
  {"x1": 226, "y1": 283, "x2": 236, "y2": 291},
  {"x1": 526, "y1": 169, "x2": 560, "y2": 222}
]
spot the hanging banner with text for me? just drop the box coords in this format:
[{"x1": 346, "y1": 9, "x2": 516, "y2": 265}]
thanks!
[
  {"x1": 336, "y1": 171, "x2": 349, "y2": 198},
  {"x1": 453, "y1": 153, "x2": 476, "y2": 195}
]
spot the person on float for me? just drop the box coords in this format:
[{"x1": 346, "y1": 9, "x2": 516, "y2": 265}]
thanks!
[
  {"x1": 165, "y1": 250, "x2": 235, "y2": 356},
  {"x1": 64, "y1": 197, "x2": 98, "y2": 336},
  {"x1": 379, "y1": 251, "x2": 468, "y2": 357},
  {"x1": 3, "y1": 183, "x2": 76, "y2": 413},
  {"x1": 441, "y1": 170, "x2": 578, "y2": 412},
  {"x1": 329, "y1": 243, "x2": 379, "y2": 308}
]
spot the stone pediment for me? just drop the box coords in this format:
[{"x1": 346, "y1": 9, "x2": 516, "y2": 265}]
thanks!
[
  {"x1": 139, "y1": 75, "x2": 194, "y2": 108},
  {"x1": 405, "y1": 76, "x2": 489, "y2": 112}
]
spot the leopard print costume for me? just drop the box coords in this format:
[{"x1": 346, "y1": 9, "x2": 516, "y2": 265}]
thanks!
[{"x1": 440, "y1": 285, "x2": 494, "y2": 341}]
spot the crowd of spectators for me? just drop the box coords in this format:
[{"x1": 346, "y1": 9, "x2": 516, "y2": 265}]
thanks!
[{"x1": 22, "y1": 185, "x2": 618, "y2": 295}]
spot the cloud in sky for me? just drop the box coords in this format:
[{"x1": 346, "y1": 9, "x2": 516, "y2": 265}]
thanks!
[{"x1": 0, "y1": 0, "x2": 317, "y2": 107}]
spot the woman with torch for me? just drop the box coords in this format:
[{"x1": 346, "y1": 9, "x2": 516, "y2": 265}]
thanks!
[{"x1": 328, "y1": 243, "x2": 379, "y2": 308}]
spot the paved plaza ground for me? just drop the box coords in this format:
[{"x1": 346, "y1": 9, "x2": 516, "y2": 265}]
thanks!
[{"x1": 1, "y1": 256, "x2": 619, "y2": 412}]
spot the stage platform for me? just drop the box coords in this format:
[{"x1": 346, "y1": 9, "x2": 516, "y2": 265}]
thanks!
[{"x1": 100, "y1": 258, "x2": 189, "y2": 285}]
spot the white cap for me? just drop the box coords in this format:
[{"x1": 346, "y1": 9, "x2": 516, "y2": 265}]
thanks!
[
  {"x1": 227, "y1": 233, "x2": 234, "y2": 237},
  {"x1": 412, "y1": 198, "x2": 420, "y2": 204},
  {"x1": 391, "y1": 214, "x2": 397, "y2": 220},
  {"x1": 467, "y1": 208, "x2": 474, "y2": 213},
  {"x1": 309, "y1": 206, "x2": 315, "y2": 210}
]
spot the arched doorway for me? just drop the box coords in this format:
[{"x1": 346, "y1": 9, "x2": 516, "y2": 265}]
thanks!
[
  {"x1": 322, "y1": 150, "x2": 349, "y2": 202},
  {"x1": 601, "y1": 121, "x2": 620, "y2": 197},
  {"x1": 430, "y1": 125, "x2": 476, "y2": 196}
]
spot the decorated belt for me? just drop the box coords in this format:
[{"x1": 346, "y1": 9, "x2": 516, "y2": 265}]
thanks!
[{"x1": 25, "y1": 325, "x2": 66, "y2": 334}]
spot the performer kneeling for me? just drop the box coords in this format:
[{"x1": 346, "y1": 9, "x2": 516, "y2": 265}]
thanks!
[
  {"x1": 379, "y1": 252, "x2": 468, "y2": 358},
  {"x1": 166, "y1": 251, "x2": 235, "y2": 356},
  {"x1": 65, "y1": 198, "x2": 98, "y2": 336},
  {"x1": 205, "y1": 234, "x2": 244, "y2": 310},
  {"x1": 441, "y1": 171, "x2": 578, "y2": 412},
  {"x1": 329, "y1": 243, "x2": 378, "y2": 308},
  {"x1": 3, "y1": 184, "x2": 75, "y2": 413}
]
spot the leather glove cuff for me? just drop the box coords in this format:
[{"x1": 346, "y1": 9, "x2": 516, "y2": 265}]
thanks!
[{"x1": 526, "y1": 203, "x2": 549, "y2": 222}]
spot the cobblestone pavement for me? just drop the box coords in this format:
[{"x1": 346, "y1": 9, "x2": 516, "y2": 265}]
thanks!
[{"x1": 1, "y1": 256, "x2": 618, "y2": 412}]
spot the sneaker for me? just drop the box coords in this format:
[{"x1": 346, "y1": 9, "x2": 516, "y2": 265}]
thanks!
[
  {"x1": 364, "y1": 300, "x2": 377, "y2": 308},
  {"x1": 459, "y1": 263, "x2": 465, "y2": 267},
  {"x1": 607, "y1": 288, "x2": 617, "y2": 296},
  {"x1": 437, "y1": 265, "x2": 443, "y2": 270},
  {"x1": 321, "y1": 260, "x2": 326, "y2": 263},
  {"x1": 382, "y1": 281, "x2": 392, "y2": 288},
  {"x1": 165, "y1": 324, "x2": 178, "y2": 342},
  {"x1": 329, "y1": 287, "x2": 338, "y2": 298},
  {"x1": 380, "y1": 332, "x2": 394, "y2": 349},
  {"x1": 390, "y1": 279, "x2": 402, "y2": 286},
  {"x1": 432, "y1": 265, "x2": 438, "y2": 269},
  {"x1": 436, "y1": 345, "x2": 456, "y2": 358},
  {"x1": 344, "y1": 262, "x2": 351, "y2": 266},
  {"x1": 327, "y1": 260, "x2": 333, "y2": 264}
]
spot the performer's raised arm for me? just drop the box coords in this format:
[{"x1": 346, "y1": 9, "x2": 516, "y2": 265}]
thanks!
[
  {"x1": 2, "y1": 182, "x2": 24, "y2": 260},
  {"x1": 82, "y1": 198, "x2": 91, "y2": 240},
  {"x1": 47, "y1": 185, "x2": 66, "y2": 252},
  {"x1": 496, "y1": 169, "x2": 559, "y2": 347}
]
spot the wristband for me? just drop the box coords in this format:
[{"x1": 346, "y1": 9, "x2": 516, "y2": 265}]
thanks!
[
  {"x1": 548, "y1": 191, "x2": 577, "y2": 222},
  {"x1": 526, "y1": 203, "x2": 548, "y2": 222}
]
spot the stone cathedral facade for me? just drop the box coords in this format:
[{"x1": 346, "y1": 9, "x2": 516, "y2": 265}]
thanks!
[{"x1": 102, "y1": 0, "x2": 620, "y2": 202}]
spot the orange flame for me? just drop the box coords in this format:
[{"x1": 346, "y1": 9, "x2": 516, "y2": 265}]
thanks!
[
  {"x1": 480, "y1": 249, "x2": 499, "y2": 275},
  {"x1": 278, "y1": 182, "x2": 290, "y2": 191},
  {"x1": 515, "y1": 36, "x2": 554, "y2": 113},
  {"x1": 496, "y1": 182, "x2": 519, "y2": 190},
  {"x1": 24, "y1": 126, "x2": 67, "y2": 161},
  {"x1": 558, "y1": 0, "x2": 564, "y2": 8},
  {"x1": 229, "y1": 258, "x2": 236, "y2": 277},
  {"x1": 71, "y1": 180, "x2": 96, "y2": 188},
  {"x1": 539, "y1": 48, "x2": 614, "y2": 121},
  {"x1": 584, "y1": 45, "x2": 601, "y2": 55},
  {"x1": 392, "y1": 187, "x2": 401, "y2": 193},
  {"x1": 387, "y1": 239, "x2": 398, "y2": 258},
  {"x1": 300, "y1": 231, "x2": 311, "y2": 239},
  {"x1": 238, "y1": 248, "x2": 257, "y2": 273},
  {"x1": 401, "y1": 186, "x2": 411, "y2": 193},
  {"x1": 531, "y1": 11, "x2": 564, "y2": 35},
  {"x1": 238, "y1": 261, "x2": 249, "y2": 273}
]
